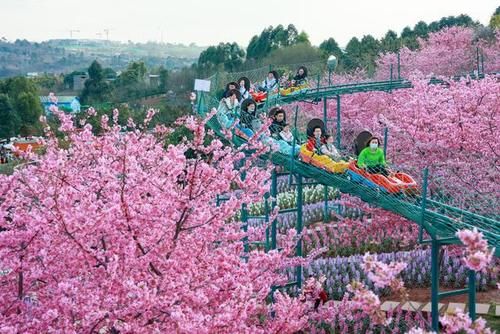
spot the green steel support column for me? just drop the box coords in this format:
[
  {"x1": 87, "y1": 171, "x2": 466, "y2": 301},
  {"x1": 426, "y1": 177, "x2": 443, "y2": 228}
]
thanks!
[
  {"x1": 271, "y1": 169, "x2": 278, "y2": 250},
  {"x1": 431, "y1": 238, "x2": 440, "y2": 332},
  {"x1": 383, "y1": 127, "x2": 388, "y2": 159},
  {"x1": 397, "y1": 52, "x2": 401, "y2": 80},
  {"x1": 288, "y1": 106, "x2": 299, "y2": 186},
  {"x1": 196, "y1": 91, "x2": 203, "y2": 114},
  {"x1": 419, "y1": 168, "x2": 429, "y2": 243},
  {"x1": 322, "y1": 96, "x2": 329, "y2": 225},
  {"x1": 480, "y1": 53, "x2": 484, "y2": 75},
  {"x1": 290, "y1": 106, "x2": 299, "y2": 170},
  {"x1": 214, "y1": 72, "x2": 219, "y2": 96},
  {"x1": 264, "y1": 192, "x2": 270, "y2": 252},
  {"x1": 336, "y1": 95, "x2": 341, "y2": 149},
  {"x1": 323, "y1": 97, "x2": 328, "y2": 130},
  {"x1": 468, "y1": 269, "x2": 477, "y2": 321},
  {"x1": 242, "y1": 204, "x2": 249, "y2": 254},
  {"x1": 296, "y1": 174, "x2": 303, "y2": 289},
  {"x1": 328, "y1": 68, "x2": 332, "y2": 86},
  {"x1": 390, "y1": 64, "x2": 393, "y2": 81},
  {"x1": 316, "y1": 73, "x2": 321, "y2": 90},
  {"x1": 323, "y1": 185, "x2": 329, "y2": 223}
]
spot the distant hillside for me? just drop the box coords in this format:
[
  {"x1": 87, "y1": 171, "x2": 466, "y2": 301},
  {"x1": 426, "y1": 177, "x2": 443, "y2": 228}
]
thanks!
[{"x1": 0, "y1": 39, "x2": 206, "y2": 78}]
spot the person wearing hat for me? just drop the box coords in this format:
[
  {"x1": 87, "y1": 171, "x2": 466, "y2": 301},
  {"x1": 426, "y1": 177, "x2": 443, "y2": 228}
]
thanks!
[
  {"x1": 238, "y1": 77, "x2": 251, "y2": 100},
  {"x1": 267, "y1": 107, "x2": 300, "y2": 155},
  {"x1": 238, "y1": 98, "x2": 260, "y2": 138},
  {"x1": 300, "y1": 119, "x2": 349, "y2": 173},
  {"x1": 357, "y1": 137, "x2": 388, "y2": 176},
  {"x1": 292, "y1": 66, "x2": 308, "y2": 87},
  {"x1": 269, "y1": 107, "x2": 287, "y2": 139},
  {"x1": 259, "y1": 71, "x2": 279, "y2": 92},
  {"x1": 223, "y1": 82, "x2": 241, "y2": 99},
  {"x1": 305, "y1": 125, "x2": 325, "y2": 153},
  {"x1": 216, "y1": 89, "x2": 242, "y2": 129}
]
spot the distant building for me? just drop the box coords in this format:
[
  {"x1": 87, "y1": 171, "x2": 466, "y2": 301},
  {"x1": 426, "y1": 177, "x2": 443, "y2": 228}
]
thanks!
[
  {"x1": 73, "y1": 74, "x2": 89, "y2": 90},
  {"x1": 148, "y1": 74, "x2": 160, "y2": 87},
  {"x1": 26, "y1": 72, "x2": 39, "y2": 78},
  {"x1": 39, "y1": 96, "x2": 81, "y2": 113}
]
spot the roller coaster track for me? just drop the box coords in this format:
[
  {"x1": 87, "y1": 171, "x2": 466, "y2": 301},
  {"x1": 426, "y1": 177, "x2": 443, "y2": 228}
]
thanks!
[{"x1": 201, "y1": 74, "x2": 500, "y2": 255}]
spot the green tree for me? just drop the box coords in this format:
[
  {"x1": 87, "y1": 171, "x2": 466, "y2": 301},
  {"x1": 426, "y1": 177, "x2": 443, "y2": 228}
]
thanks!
[
  {"x1": 319, "y1": 37, "x2": 342, "y2": 57},
  {"x1": 14, "y1": 92, "x2": 43, "y2": 136},
  {"x1": 2, "y1": 77, "x2": 43, "y2": 136},
  {"x1": 116, "y1": 62, "x2": 147, "y2": 87},
  {"x1": 380, "y1": 30, "x2": 399, "y2": 53},
  {"x1": 261, "y1": 43, "x2": 322, "y2": 67},
  {"x1": 489, "y1": 6, "x2": 500, "y2": 28},
  {"x1": 158, "y1": 66, "x2": 169, "y2": 92},
  {"x1": 247, "y1": 28, "x2": 272, "y2": 60},
  {"x1": 319, "y1": 37, "x2": 345, "y2": 70},
  {"x1": 246, "y1": 24, "x2": 305, "y2": 61},
  {"x1": 80, "y1": 60, "x2": 112, "y2": 104},
  {"x1": 198, "y1": 42, "x2": 245, "y2": 72},
  {"x1": 401, "y1": 26, "x2": 418, "y2": 50},
  {"x1": 344, "y1": 37, "x2": 362, "y2": 70},
  {"x1": 359, "y1": 35, "x2": 381, "y2": 75},
  {"x1": 296, "y1": 31, "x2": 310, "y2": 45},
  {"x1": 413, "y1": 21, "x2": 429, "y2": 38},
  {"x1": 0, "y1": 94, "x2": 18, "y2": 138}
]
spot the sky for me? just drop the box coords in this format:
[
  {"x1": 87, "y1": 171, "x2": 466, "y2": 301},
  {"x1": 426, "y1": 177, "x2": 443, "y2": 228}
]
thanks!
[{"x1": 0, "y1": 0, "x2": 497, "y2": 47}]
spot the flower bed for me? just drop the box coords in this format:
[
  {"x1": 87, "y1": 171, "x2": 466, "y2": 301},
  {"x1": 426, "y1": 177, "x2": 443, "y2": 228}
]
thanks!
[
  {"x1": 303, "y1": 213, "x2": 419, "y2": 257},
  {"x1": 294, "y1": 249, "x2": 498, "y2": 300}
]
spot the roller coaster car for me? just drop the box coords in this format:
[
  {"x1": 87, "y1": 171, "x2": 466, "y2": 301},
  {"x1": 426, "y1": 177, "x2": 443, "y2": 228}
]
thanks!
[
  {"x1": 346, "y1": 131, "x2": 418, "y2": 194},
  {"x1": 347, "y1": 161, "x2": 418, "y2": 194},
  {"x1": 279, "y1": 84, "x2": 309, "y2": 96},
  {"x1": 251, "y1": 91, "x2": 267, "y2": 103},
  {"x1": 299, "y1": 118, "x2": 349, "y2": 174},
  {"x1": 300, "y1": 145, "x2": 349, "y2": 173}
]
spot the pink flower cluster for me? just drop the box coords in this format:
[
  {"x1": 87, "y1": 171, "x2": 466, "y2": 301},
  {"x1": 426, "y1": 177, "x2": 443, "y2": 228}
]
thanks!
[
  {"x1": 376, "y1": 27, "x2": 500, "y2": 79},
  {"x1": 345, "y1": 281, "x2": 387, "y2": 326},
  {"x1": 0, "y1": 108, "x2": 308, "y2": 333},
  {"x1": 440, "y1": 309, "x2": 494, "y2": 334},
  {"x1": 456, "y1": 228, "x2": 495, "y2": 272}
]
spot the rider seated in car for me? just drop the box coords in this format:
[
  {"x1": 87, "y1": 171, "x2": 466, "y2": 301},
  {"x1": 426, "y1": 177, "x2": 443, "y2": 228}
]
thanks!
[{"x1": 357, "y1": 137, "x2": 389, "y2": 176}]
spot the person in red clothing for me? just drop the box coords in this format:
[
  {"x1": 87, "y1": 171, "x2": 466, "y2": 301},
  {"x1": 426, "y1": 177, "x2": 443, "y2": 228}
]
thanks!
[{"x1": 306, "y1": 126, "x2": 325, "y2": 154}]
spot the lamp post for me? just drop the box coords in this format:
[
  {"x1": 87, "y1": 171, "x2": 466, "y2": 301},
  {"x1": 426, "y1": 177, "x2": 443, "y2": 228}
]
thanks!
[{"x1": 327, "y1": 55, "x2": 338, "y2": 86}]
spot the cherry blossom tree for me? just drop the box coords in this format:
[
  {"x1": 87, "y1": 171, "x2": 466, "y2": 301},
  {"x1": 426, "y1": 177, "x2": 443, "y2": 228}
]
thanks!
[
  {"x1": 300, "y1": 74, "x2": 499, "y2": 213},
  {"x1": 376, "y1": 27, "x2": 500, "y2": 79},
  {"x1": 0, "y1": 108, "x2": 314, "y2": 333}
]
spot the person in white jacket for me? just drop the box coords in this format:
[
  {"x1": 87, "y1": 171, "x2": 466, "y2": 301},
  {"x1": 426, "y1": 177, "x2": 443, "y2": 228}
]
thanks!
[
  {"x1": 279, "y1": 123, "x2": 294, "y2": 144},
  {"x1": 258, "y1": 71, "x2": 279, "y2": 92},
  {"x1": 238, "y1": 77, "x2": 251, "y2": 100}
]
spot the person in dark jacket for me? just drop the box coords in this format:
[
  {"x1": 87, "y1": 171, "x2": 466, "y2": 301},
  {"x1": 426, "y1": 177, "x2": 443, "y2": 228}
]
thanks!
[
  {"x1": 292, "y1": 66, "x2": 308, "y2": 86},
  {"x1": 223, "y1": 81, "x2": 240, "y2": 99},
  {"x1": 269, "y1": 107, "x2": 286, "y2": 138}
]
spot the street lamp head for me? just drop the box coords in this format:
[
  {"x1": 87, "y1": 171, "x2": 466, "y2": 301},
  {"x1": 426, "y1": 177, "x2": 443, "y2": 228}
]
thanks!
[{"x1": 327, "y1": 55, "x2": 338, "y2": 71}]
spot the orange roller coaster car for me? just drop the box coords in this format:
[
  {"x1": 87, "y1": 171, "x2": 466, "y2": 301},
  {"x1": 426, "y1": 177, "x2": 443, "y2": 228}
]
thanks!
[{"x1": 347, "y1": 160, "x2": 418, "y2": 194}]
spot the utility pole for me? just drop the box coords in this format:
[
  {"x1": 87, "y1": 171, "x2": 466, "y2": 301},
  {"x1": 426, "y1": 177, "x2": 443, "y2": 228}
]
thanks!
[
  {"x1": 104, "y1": 29, "x2": 110, "y2": 41},
  {"x1": 69, "y1": 29, "x2": 80, "y2": 38}
]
